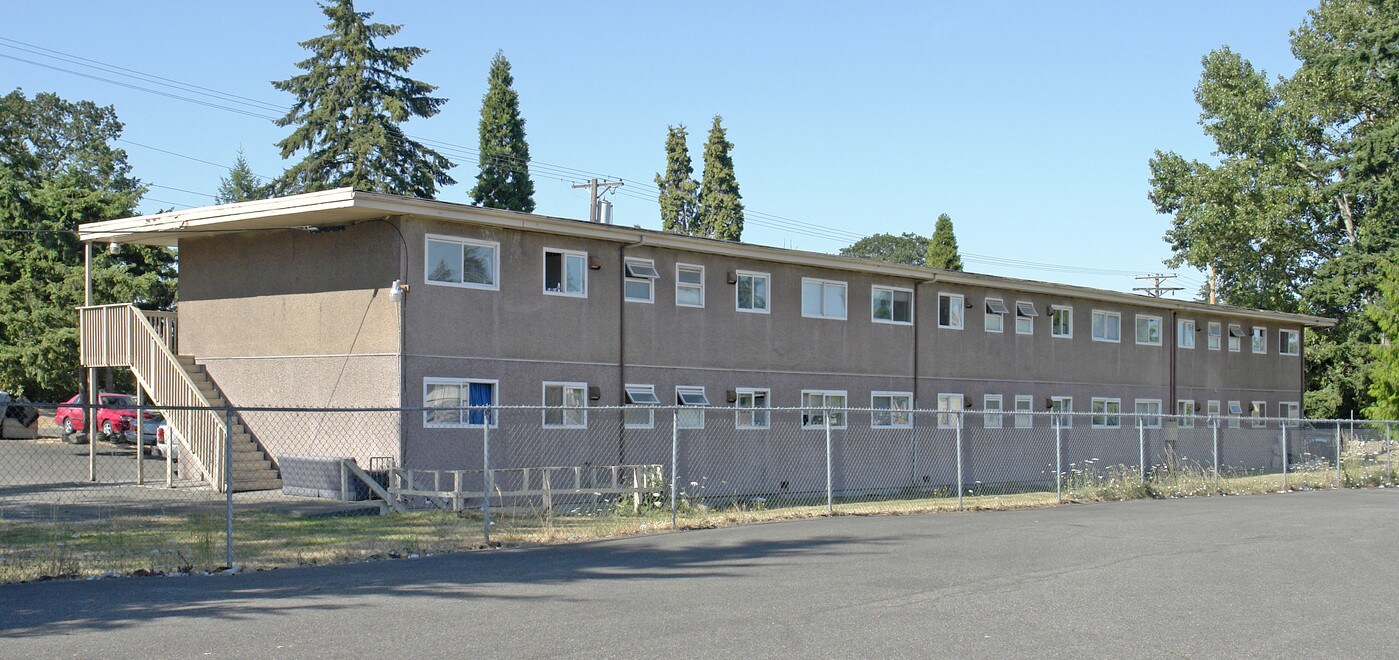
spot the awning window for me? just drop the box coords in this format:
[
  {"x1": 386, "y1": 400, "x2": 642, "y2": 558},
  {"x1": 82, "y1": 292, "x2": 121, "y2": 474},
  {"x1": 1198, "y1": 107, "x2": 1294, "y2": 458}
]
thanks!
[
  {"x1": 986, "y1": 299, "x2": 1009, "y2": 315},
  {"x1": 677, "y1": 389, "x2": 710, "y2": 406},
  {"x1": 1016, "y1": 302, "x2": 1039, "y2": 318},
  {"x1": 1228, "y1": 326, "x2": 1245, "y2": 338},
  {"x1": 624, "y1": 259, "x2": 660, "y2": 279},
  {"x1": 624, "y1": 386, "x2": 660, "y2": 405}
]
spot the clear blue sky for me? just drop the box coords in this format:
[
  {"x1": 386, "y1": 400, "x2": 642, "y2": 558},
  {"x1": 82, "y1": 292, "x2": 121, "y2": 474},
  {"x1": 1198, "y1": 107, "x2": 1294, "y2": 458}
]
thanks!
[{"x1": 4, "y1": 1, "x2": 1318, "y2": 295}]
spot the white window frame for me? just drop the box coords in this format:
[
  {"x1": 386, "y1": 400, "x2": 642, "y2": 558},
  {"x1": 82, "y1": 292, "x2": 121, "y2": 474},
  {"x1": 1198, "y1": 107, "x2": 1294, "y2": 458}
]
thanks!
[
  {"x1": 1228, "y1": 325, "x2": 1243, "y2": 352},
  {"x1": 1134, "y1": 399, "x2": 1162, "y2": 429},
  {"x1": 1050, "y1": 396, "x2": 1073, "y2": 428},
  {"x1": 937, "y1": 393, "x2": 965, "y2": 429},
  {"x1": 1207, "y1": 322, "x2": 1222, "y2": 351},
  {"x1": 1091, "y1": 310, "x2": 1121, "y2": 343},
  {"x1": 675, "y1": 263, "x2": 705, "y2": 308},
  {"x1": 1135, "y1": 315, "x2": 1162, "y2": 346},
  {"x1": 624, "y1": 258, "x2": 658, "y2": 303},
  {"x1": 871, "y1": 391, "x2": 913, "y2": 429},
  {"x1": 1050, "y1": 305, "x2": 1073, "y2": 338},
  {"x1": 801, "y1": 277, "x2": 848, "y2": 320},
  {"x1": 735, "y1": 270, "x2": 771, "y2": 314},
  {"x1": 1177, "y1": 400, "x2": 1196, "y2": 428},
  {"x1": 1251, "y1": 401, "x2": 1266, "y2": 428},
  {"x1": 983, "y1": 394, "x2": 1004, "y2": 429},
  {"x1": 1279, "y1": 329, "x2": 1300, "y2": 356},
  {"x1": 1206, "y1": 399, "x2": 1221, "y2": 427},
  {"x1": 676, "y1": 386, "x2": 709, "y2": 429},
  {"x1": 1014, "y1": 395, "x2": 1034, "y2": 429},
  {"x1": 1282, "y1": 401, "x2": 1301, "y2": 427},
  {"x1": 801, "y1": 390, "x2": 848, "y2": 429},
  {"x1": 1015, "y1": 301, "x2": 1037, "y2": 335},
  {"x1": 871, "y1": 286, "x2": 914, "y2": 325},
  {"x1": 542, "y1": 381, "x2": 588, "y2": 429},
  {"x1": 542, "y1": 248, "x2": 588, "y2": 298},
  {"x1": 423, "y1": 377, "x2": 498, "y2": 428},
  {"x1": 938, "y1": 293, "x2": 965, "y2": 329},
  {"x1": 1227, "y1": 400, "x2": 1243, "y2": 428},
  {"x1": 735, "y1": 387, "x2": 771, "y2": 430},
  {"x1": 624, "y1": 384, "x2": 658, "y2": 429},
  {"x1": 1251, "y1": 326, "x2": 1267, "y2": 354},
  {"x1": 1178, "y1": 319, "x2": 1196, "y2": 349},
  {"x1": 1091, "y1": 397, "x2": 1121, "y2": 429},
  {"x1": 985, "y1": 298, "x2": 1007, "y2": 333},
  {"x1": 424, "y1": 234, "x2": 500, "y2": 291}
]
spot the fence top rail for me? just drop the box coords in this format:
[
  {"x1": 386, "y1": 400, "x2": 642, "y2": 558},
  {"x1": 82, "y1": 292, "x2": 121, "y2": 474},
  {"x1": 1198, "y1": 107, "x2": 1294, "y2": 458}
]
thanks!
[{"x1": 11, "y1": 401, "x2": 1397, "y2": 427}]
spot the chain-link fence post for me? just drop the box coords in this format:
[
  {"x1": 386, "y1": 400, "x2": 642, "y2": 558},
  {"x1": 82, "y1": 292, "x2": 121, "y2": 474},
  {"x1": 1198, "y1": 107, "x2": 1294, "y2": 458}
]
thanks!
[
  {"x1": 1387, "y1": 422, "x2": 1393, "y2": 486},
  {"x1": 1138, "y1": 417, "x2": 1145, "y2": 486},
  {"x1": 956, "y1": 410, "x2": 964, "y2": 510},
  {"x1": 824, "y1": 411, "x2": 832, "y2": 514},
  {"x1": 135, "y1": 388, "x2": 145, "y2": 485},
  {"x1": 1054, "y1": 415, "x2": 1062, "y2": 503},
  {"x1": 1281, "y1": 425, "x2": 1289, "y2": 491},
  {"x1": 1212, "y1": 420, "x2": 1220, "y2": 490},
  {"x1": 224, "y1": 406, "x2": 234, "y2": 569},
  {"x1": 671, "y1": 410, "x2": 678, "y2": 529},
  {"x1": 482, "y1": 407, "x2": 491, "y2": 546},
  {"x1": 1335, "y1": 422, "x2": 1343, "y2": 488},
  {"x1": 87, "y1": 369, "x2": 97, "y2": 483}
]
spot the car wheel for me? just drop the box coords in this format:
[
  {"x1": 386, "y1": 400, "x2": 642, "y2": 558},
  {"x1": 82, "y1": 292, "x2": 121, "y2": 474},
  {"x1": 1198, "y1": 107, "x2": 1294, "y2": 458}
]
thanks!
[
  {"x1": 101, "y1": 420, "x2": 115, "y2": 442},
  {"x1": 62, "y1": 418, "x2": 75, "y2": 436}
]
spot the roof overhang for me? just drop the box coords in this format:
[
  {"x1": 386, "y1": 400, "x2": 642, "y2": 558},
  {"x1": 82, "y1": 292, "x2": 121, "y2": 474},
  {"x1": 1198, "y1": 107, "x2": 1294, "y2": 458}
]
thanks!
[{"x1": 80, "y1": 188, "x2": 1337, "y2": 328}]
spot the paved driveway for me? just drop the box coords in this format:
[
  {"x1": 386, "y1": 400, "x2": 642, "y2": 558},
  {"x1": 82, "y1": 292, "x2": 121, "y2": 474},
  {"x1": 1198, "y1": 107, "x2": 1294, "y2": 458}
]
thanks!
[{"x1": 1, "y1": 489, "x2": 1394, "y2": 658}]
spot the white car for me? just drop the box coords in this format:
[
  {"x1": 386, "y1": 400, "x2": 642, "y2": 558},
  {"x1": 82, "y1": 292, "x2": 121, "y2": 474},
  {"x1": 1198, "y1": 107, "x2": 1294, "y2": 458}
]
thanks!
[{"x1": 152, "y1": 423, "x2": 177, "y2": 460}]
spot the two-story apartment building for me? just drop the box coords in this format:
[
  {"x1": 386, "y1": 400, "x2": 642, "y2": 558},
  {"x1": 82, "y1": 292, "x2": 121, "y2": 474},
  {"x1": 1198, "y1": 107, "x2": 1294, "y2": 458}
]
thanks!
[{"x1": 79, "y1": 188, "x2": 1332, "y2": 492}]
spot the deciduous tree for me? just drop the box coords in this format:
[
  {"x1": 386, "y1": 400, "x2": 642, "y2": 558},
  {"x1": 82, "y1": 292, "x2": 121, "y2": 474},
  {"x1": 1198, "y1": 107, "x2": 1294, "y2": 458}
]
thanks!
[
  {"x1": 0, "y1": 90, "x2": 174, "y2": 400},
  {"x1": 840, "y1": 233, "x2": 928, "y2": 266}
]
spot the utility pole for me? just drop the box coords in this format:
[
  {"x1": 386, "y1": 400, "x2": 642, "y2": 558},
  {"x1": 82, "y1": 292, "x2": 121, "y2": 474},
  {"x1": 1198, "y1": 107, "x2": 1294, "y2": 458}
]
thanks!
[
  {"x1": 571, "y1": 178, "x2": 624, "y2": 223},
  {"x1": 1133, "y1": 273, "x2": 1185, "y2": 298},
  {"x1": 1207, "y1": 265, "x2": 1217, "y2": 304}
]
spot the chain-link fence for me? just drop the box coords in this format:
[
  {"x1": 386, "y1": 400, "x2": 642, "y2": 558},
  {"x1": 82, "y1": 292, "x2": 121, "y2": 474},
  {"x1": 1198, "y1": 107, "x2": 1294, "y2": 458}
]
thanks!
[{"x1": 2, "y1": 400, "x2": 1395, "y2": 582}]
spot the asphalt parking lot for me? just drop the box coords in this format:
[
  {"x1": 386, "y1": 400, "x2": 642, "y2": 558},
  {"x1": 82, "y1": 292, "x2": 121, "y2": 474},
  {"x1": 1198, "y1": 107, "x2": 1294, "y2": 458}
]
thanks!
[{"x1": 1, "y1": 488, "x2": 1394, "y2": 658}]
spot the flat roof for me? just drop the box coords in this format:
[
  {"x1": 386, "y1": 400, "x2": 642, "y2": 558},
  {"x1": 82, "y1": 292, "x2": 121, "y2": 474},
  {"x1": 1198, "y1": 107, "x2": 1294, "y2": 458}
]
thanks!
[{"x1": 80, "y1": 188, "x2": 1335, "y2": 328}]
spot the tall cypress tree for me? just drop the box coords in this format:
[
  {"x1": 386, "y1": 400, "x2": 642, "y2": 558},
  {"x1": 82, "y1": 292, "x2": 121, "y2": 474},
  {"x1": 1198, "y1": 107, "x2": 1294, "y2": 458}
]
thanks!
[
  {"x1": 272, "y1": 0, "x2": 454, "y2": 198},
  {"x1": 655, "y1": 124, "x2": 699, "y2": 235},
  {"x1": 698, "y1": 115, "x2": 743, "y2": 241},
  {"x1": 471, "y1": 51, "x2": 535, "y2": 212},
  {"x1": 926, "y1": 213, "x2": 964, "y2": 271}
]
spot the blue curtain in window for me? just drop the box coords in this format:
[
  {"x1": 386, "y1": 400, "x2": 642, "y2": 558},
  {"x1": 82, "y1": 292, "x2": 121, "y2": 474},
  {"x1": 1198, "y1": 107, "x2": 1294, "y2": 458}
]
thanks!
[{"x1": 468, "y1": 382, "x2": 493, "y2": 426}]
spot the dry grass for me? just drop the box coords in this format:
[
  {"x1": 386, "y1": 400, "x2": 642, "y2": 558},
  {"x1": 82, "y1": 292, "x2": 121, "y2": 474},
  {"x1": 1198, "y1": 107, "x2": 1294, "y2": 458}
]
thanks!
[{"x1": 1, "y1": 458, "x2": 1394, "y2": 584}]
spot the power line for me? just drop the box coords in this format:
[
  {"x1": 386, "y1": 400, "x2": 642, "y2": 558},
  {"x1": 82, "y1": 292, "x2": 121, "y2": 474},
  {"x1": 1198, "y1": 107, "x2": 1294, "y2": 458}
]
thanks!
[{"x1": 5, "y1": 37, "x2": 1169, "y2": 282}]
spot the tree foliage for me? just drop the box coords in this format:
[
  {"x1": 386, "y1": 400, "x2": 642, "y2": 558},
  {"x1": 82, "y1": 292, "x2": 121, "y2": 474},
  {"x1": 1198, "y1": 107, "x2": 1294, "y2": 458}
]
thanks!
[
  {"x1": 215, "y1": 150, "x2": 267, "y2": 204},
  {"x1": 0, "y1": 89, "x2": 175, "y2": 400},
  {"x1": 1148, "y1": 0, "x2": 1399, "y2": 418},
  {"x1": 1367, "y1": 263, "x2": 1399, "y2": 419},
  {"x1": 470, "y1": 51, "x2": 535, "y2": 212},
  {"x1": 926, "y1": 213, "x2": 964, "y2": 271},
  {"x1": 698, "y1": 116, "x2": 744, "y2": 241},
  {"x1": 840, "y1": 233, "x2": 928, "y2": 266},
  {"x1": 272, "y1": 0, "x2": 454, "y2": 198},
  {"x1": 655, "y1": 124, "x2": 699, "y2": 235}
]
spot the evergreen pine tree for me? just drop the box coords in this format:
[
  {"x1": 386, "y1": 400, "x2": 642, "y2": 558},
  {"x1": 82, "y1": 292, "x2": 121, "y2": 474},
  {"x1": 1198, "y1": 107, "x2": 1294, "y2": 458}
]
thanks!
[
  {"x1": 215, "y1": 150, "x2": 267, "y2": 203},
  {"x1": 698, "y1": 115, "x2": 743, "y2": 241},
  {"x1": 470, "y1": 51, "x2": 535, "y2": 212},
  {"x1": 926, "y1": 213, "x2": 964, "y2": 271},
  {"x1": 655, "y1": 124, "x2": 699, "y2": 235},
  {"x1": 272, "y1": 0, "x2": 454, "y2": 198},
  {"x1": 1366, "y1": 260, "x2": 1399, "y2": 420}
]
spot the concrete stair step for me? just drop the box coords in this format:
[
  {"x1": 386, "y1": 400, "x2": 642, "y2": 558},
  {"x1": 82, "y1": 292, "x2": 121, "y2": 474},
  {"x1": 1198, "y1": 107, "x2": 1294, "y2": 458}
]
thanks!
[{"x1": 230, "y1": 478, "x2": 283, "y2": 493}]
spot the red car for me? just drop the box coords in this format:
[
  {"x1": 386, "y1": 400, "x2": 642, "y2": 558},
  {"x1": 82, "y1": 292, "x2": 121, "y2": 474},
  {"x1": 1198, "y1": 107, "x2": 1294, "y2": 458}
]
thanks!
[{"x1": 54, "y1": 393, "x2": 159, "y2": 443}]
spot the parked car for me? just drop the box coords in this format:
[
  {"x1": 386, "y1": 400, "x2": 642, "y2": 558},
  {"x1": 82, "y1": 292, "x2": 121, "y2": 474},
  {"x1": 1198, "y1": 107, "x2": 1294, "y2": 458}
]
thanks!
[
  {"x1": 53, "y1": 393, "x2": 162, "y2": 445},
  {"x1": 153, "y1": 422, "x2": 176, "y2": 460}
]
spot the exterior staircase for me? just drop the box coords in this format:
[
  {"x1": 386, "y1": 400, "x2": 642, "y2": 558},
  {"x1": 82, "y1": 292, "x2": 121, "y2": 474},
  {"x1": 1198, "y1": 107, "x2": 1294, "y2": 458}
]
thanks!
[
  {"x1": 173, "y1": 355, "x2": 282, "y2": 492},
  {"x1": 78, "y1": 304, "x2": 282, "y2": 492}
]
